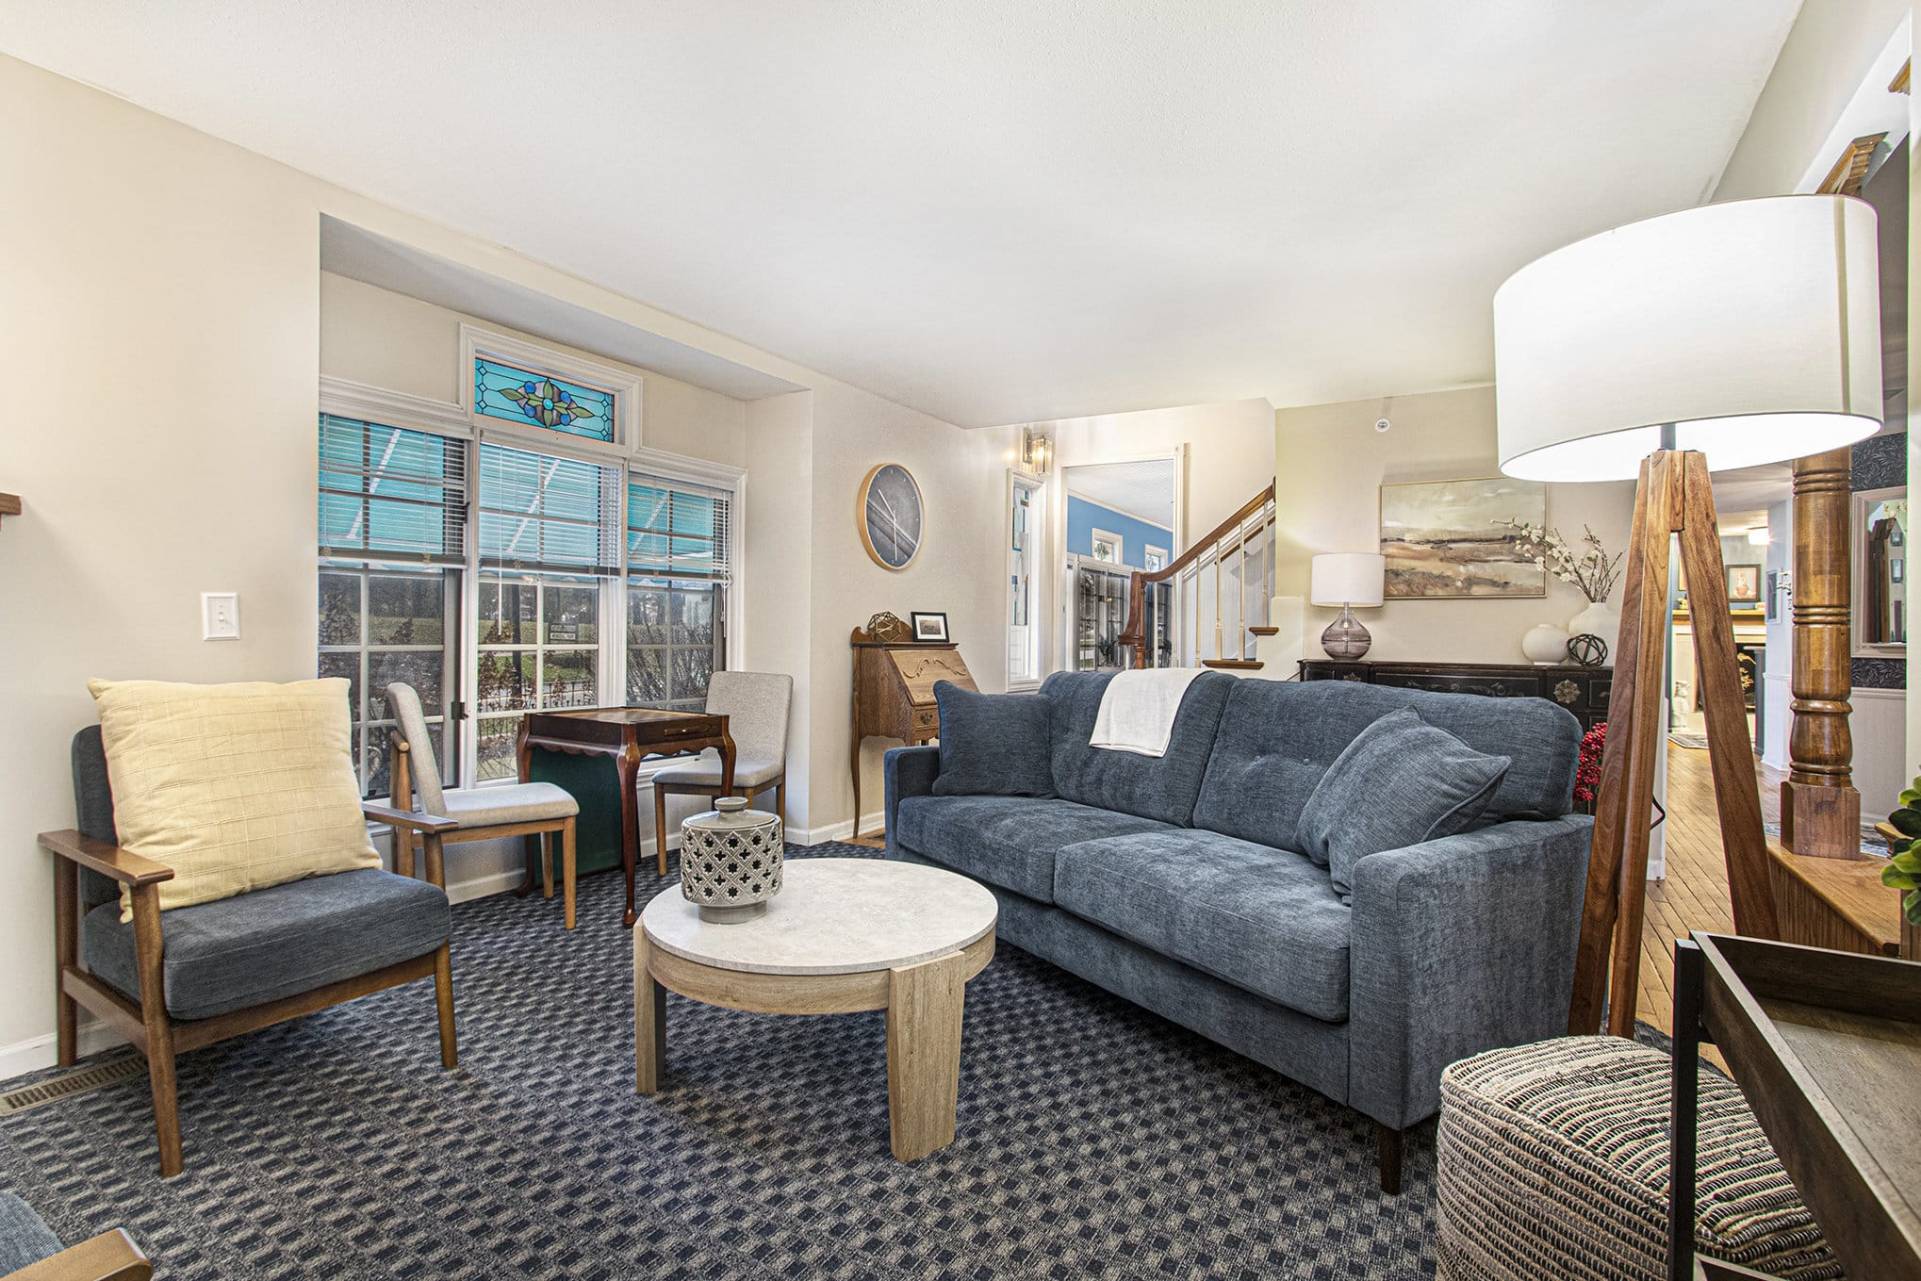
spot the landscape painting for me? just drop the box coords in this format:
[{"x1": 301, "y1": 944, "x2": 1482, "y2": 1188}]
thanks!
[{"x1": 1380, "y1": 477, "x2": 1546, "y2": 599}]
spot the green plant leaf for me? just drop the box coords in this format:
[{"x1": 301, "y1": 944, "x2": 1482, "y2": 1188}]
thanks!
[
  {"x1": 1883, "y1": 865, "x2": 1919, "y2": 889},
  {"x1": 1905, "y1": 890, "x2": 1921, "y2": 927},
  {"x1": 1902, "y1": 787, "x2": 1921, "y2": 807},
  {"x1": 1892, "y1": 848, "x2": 1921, "y2": 874},
  {"x1": 1892, "y1": 809, "x2": 1921, "y2": 838}
]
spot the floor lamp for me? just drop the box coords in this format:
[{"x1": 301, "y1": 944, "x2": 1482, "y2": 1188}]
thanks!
[{"x1": 1492, "y1": 195, "x2": 1883, "y2": 1038}]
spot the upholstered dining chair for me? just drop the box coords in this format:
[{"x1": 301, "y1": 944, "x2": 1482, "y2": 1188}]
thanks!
[
  {"x1": 384, "y1": 684, "x2": 581, "y2": 928},
  {"x1": 43, "y1": 726, "x2": 457, "y2": 1178},
  {"x1": 651, "y1": 671, "x2": 794, "y2": 875}
]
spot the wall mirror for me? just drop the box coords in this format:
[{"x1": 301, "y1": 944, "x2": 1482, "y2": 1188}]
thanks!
[{"x1": 1853, "y1": 483, "x2": 1908, "y2": 654}]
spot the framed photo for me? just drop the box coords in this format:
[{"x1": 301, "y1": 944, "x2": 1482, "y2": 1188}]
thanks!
[
  {"x1": 1725, "y1": 563, "x2": 1762, "y2": 607},
  {"x1": 910, "y1": 611, "x2": 950, "y2": 643},
  {"x1": 1090, "y1": 527, "x2": 1123, "y2": 565},
  {"x1": 1379, "y1": 477, "x2": 1546, "y2": 599}
]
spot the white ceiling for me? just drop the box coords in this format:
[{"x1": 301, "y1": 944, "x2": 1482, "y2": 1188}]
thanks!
[
  {"x1": 1, "y1": 1, "x2": 1801, "y2": 427},
  {"x1": 1066, "y1": 460, "x2": 1176, "y2": 531}
]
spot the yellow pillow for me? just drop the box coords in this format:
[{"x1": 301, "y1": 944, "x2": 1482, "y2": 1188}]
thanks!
[{"x1": 89, "y1": 677, "x2": 379, "y2": 921}]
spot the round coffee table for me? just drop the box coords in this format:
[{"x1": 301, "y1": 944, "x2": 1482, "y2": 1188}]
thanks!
[{"x1": 634, "y1": 858, "x2": 997, "y2": 1161}]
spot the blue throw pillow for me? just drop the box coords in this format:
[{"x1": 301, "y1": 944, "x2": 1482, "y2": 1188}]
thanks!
[
  {"x1": 930, "y1": 681, "x2": 1056, "y2": 798},
  {"x1": 1296, "y1": 708, "x2": 1511, "y2": 897}
]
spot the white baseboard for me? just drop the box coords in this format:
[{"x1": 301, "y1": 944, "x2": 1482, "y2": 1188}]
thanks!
[
  {"x1": 0, "y1": 1022, "x2": 128, "y2": 1084},
  {"x1": 792, "y1": 812, "x2": 886, "y2": 845}
]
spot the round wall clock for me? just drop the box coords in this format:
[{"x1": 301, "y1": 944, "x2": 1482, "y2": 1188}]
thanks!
[{"x1": 857, "y1": 463, "x2": 924, "y2": 571}]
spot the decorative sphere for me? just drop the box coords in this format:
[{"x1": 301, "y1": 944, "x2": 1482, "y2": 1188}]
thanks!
[{"x1": 1567, "y1": 633, "x2": 1609, "y2": 667}]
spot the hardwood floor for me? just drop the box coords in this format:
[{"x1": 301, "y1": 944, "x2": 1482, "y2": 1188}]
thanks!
[
  {"x1": 853, "y1": 742, "x2": 1766, "y2": 1040},
  {"x1": 1636, "y1": 742, "x2": 1783, "y2": 1039}
]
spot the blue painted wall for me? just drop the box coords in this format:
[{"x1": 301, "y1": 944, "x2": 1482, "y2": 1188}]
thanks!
[{"x1": 1066, "y1": 496, "x2": 1173, "y2": 570}]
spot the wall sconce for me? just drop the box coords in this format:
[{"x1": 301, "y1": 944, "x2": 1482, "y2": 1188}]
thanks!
[{"x1": 1020, "y1": 426, "x2": 1053, "y2": 476}]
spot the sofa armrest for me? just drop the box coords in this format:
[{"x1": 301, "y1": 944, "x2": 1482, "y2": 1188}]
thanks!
[
  {"x1": 1346, "y1": 814, "x2": 1591, "y2": 1130},
  {"x1": 883, "y1": 746, "x2": 941, "y2": 855}
]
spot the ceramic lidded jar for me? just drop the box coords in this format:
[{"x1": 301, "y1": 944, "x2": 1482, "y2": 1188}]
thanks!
[{"x1": 680, "y1": 797, "x2": 784, "y2": 923}]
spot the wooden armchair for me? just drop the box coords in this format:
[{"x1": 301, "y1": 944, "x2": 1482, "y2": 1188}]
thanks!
[
  {"x1": 0, "y1": 1193, "x2": 148, "y2": 1281},
  {"x1": 40, "y1": 728, "x2": 459, "y2": 1177}
]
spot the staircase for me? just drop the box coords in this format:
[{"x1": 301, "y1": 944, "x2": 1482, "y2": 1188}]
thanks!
[{"x1": 1118, "y1": 482, "x2": 1276, "y2": 671}]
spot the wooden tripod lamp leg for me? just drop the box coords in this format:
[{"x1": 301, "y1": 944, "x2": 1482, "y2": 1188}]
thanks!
[
  {"x1": 1674, "y1": 453, "x2": 1778, "y2": 942},
  {"x1": 1568, "y1": 450, "x2": 1782, "y2": 1039},
  {"x1": 1569, "y1": 451, "x2": 1676, "y2": 1036}
]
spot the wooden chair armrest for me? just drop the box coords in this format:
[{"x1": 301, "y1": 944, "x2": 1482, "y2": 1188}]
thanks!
[
  {"x1": 360, "y1": 803, "x2": 459, "y2": 835},
  {"x1": 7, "y1": 1229, "x2": 152, "y2": 1281},
  {"x1": 35, "y1": 831, "x2": 173, "y2": 888}
]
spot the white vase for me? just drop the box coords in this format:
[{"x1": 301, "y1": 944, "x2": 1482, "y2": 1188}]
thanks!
[
  {"x1": 1567, "y1": 601, "x2": 1620, "y2": 653},
  {"x1": 1522, "y1": 623, "x2": 1571, "y2": 666}
]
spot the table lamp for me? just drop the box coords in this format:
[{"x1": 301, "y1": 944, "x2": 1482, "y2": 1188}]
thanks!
[
  {"x1": 1494, "y1": 194, "x2": 1880, "y2": 1037},
  {"x1": 1310, "y1": 553, "x2": 1385, "y2": 659}
]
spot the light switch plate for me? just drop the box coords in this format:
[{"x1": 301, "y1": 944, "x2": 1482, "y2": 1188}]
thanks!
[{"x1": 201, "y1": 592, "x2": 240, "y2": 641}]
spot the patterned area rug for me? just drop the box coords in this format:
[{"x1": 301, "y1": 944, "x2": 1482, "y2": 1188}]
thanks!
[{"x1": 0, "y1": 844, "x2": 1438, "y2": 1279}]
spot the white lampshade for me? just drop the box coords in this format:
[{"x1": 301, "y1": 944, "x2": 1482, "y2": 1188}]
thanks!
[
  {"x1": 1494, "y1": 195, "x2": 1881, "y2": 482},
  {"x1": 1310, "y1": 553, "x2": 1385, "y2": 608}
]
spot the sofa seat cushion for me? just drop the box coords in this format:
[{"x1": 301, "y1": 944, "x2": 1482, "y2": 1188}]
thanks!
[
  {"x1": 893, "y1": 795, "x2": 1171, "y2": 903},
  {"x1": 1054, "y1": 829, "x2": 1352, "y2": 1021},
  {"x1": 83, "y1": 868, "x2": 451, "y2": 1020}
]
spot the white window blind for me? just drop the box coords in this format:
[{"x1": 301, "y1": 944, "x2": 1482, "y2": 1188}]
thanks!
[
  {"x1": 625, "y1": 476, "x2": 732, "y2": 582},
  {"x1": 476, "y1": 442, "x2": 623, "y2": 576},
  {"x1": 318, "y1": 414, "x2": 468, "y2": 566}
]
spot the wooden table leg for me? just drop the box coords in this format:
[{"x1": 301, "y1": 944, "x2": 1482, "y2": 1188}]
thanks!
[
  {"x1": 886, "y1": 950, "x2": 967, "y2": 1161},
  {"x1": 619, "y1": 743, "x2": 643, "y2": 928},
  {"x1": 635, "y1": 927, "x2": 666, "y2": 1093}
]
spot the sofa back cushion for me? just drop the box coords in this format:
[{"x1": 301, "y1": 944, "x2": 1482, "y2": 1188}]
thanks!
[
  {"x1": 1192, "y1": 679, "x2": 1579, "y2": 852},
  {"x1": 1041, "y1": 670, "x2": 1233, "y2": 826}
]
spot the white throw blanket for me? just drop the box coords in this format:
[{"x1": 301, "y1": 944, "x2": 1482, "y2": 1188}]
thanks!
[{"x1": 1089, "y1": 668, "x2": 1206, "y2": 758}]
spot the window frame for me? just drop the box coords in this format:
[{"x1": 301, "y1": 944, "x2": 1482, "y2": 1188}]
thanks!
[
  {"x1": 1006, "y1": 469, "x2": 1045, "y2": 691},
  {"x1": 320, "y1": 370, "x2": 746, "y2": 796}
]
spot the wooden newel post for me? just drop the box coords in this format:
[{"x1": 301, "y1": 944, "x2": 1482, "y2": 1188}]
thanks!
[{"x1": 1781, "y1": 447, "x2": 1862, "y2": 858}]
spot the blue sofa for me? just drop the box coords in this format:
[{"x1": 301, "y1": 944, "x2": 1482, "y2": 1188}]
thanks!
[{"x1": 884, "y1": 670, "x2": 1591, "y2": 1192}]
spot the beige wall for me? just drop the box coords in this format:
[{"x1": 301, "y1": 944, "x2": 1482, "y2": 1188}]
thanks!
[
  {"x1": 0, "y1": 53, "x2": 1002, "y2": 1071},
  {"x1": 1716, "y1": 0, "x2": 1910, "y2": 201},
  {"x1": 1274, "y1": 386, "x2": 1635, "y2": 667},
  {"x1": 320, "y1": 272, "x2": 750, "y2": 466},
  {"x1": 810, "y1": 384, "x2": 1007, "y2": 835}
]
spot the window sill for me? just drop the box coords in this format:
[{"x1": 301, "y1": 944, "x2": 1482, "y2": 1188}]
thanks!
[{"x1": 1006, "y1": 679, "x2": 1042, "y2": 694}]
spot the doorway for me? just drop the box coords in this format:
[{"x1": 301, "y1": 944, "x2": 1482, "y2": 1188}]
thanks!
[{"x1": 1060, "y1": 459, "x2": 1178, "y2": 672}]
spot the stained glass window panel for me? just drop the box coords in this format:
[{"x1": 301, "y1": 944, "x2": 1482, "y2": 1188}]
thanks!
[{"x1": 473, "y1": 356, "x2": 618, "y2": 444}]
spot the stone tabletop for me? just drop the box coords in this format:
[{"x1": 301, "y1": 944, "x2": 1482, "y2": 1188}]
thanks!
[{"x1": 640, "y1": 858, "x2": 998, "y2": 976}]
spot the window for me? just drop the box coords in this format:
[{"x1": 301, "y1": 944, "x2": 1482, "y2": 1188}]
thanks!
[
  {"x1": 626, "y1": 478, "x2": 731, "y2": 711},
  {"x1": 1144, "y1": 544, "x2": 1168, "y2": 572},
  {"x1": 316, "y1": 414, "x2": 466, "y2": 797},
  {"x1": 1007, "y1": 473, "x2": 1043, "y2": 686},
  {"x1": 473, "y1": 443, "x2": 622, "y2": 780},
  {"x1": 473, "y1": 355, "x2": 618, "y2": 444},
  {"x1": 1091, "y1": 527, "x2": 1123, "y2": 565},
  {"x1": 319, "y1": 340, "x2": 740, "y2": 797}
]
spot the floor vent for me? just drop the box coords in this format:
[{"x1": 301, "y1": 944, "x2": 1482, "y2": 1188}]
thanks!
[{"x1": 0, "y1": 1057, "x2": 144, "y2": 1117}]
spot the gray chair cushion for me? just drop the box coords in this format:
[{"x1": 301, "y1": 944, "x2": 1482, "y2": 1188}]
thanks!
[
  {"x1": 893, "y1": 794, "x2": 1171, "y2": 903},
  {"x1": 702, "y1": 671, "x2": 793, "y2": 769},
  {"x1": 931, "y1": 682, "x2": 1055, "y2": 798},
  {"x1": 83, "y1": 868, "x2": 451, "y2": 1020},
  {"x1": 1297, "y1": 709, "x2": 1510, "y2": 897},
  {"x1": 1041, "y1": 670, "x2": 1233, "y2": 826},
  {"x1": 1192, "y1": 679, "x2": 1578, "y2": 853},
  {"x1": 440, "y1": 782, "x2": 579, "y2": 826},
  {"x1": 1054, "y1": 829, "x2": 1353, "y2": 1022},
  {"x1": 650, "y1": 753, "x2": 783, "y2": 789},
  {"x1": 0, "y1": 1193, "x2": 61, "y2": 1274},
  {"x1": 385, "y1": 682, "x2": 446, "y2": 815}
]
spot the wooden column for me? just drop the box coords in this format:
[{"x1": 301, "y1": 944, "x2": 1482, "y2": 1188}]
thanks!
[{"x1": 1781, "y1": 447, "x2": 1862, "y2": 858}]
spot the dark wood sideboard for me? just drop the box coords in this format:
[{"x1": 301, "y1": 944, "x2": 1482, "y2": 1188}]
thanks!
[{"x1": 1298, "y1": 659, "x2": 1612, "y2": 732}]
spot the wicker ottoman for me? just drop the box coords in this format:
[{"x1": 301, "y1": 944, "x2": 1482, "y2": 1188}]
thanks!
[{"x1": 1436, "y1": 1037, "x2": 1842, "y2": 1281}]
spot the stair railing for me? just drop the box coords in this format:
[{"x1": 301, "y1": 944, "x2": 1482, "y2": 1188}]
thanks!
[{"x1": 1119, "y1": 482, "x2": 1275, "y2": 670}]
